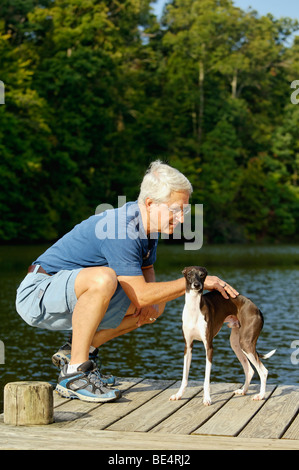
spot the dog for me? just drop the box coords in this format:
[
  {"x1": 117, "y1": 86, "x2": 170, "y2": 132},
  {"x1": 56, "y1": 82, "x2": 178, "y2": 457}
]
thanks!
[{"x1": 170, "y1": 266, "x2": 276, "y2": 406}]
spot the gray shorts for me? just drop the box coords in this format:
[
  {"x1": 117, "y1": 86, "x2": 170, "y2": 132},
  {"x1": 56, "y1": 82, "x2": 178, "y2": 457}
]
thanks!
[{"x1": 15, "y1": 266, "x2": 132, "y2": 331}]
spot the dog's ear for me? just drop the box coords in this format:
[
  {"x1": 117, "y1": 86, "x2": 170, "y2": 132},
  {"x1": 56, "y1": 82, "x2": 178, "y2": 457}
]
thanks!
[
  {"x1": 202, "y1": 267, "x2": 208, "y2": 277},
  {"x1": 182, "y1": 267, "x2": 188, "y2": 276},
  {"x1": 198, "y1": 266, "x2": 208, "y2": 277}
]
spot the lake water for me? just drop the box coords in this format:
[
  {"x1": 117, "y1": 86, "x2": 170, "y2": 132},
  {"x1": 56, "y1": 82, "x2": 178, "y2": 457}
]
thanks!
[{"x1": 0, "y1": 243, "x2": 298, "y2": 412}]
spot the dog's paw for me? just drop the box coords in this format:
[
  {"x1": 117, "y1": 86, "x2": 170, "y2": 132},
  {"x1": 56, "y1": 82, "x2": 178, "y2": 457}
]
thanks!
[
  {"x1": 203, "y1": 397, "x2": 212, "y2": 406},
  {"x1": 234, "y1": 388, "x2": 246, "y2": 396},
  {"x1": 169, "y1": 393, "x2": 181, "y2": 401},
  {"x1": 252, "y1": 393, "x2": 264, "y2": 401}
]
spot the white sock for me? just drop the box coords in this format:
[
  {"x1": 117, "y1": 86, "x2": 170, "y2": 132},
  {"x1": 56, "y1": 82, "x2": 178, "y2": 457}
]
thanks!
[
  {"x1": 67, "y1": 363, "x2": 81, "y2": 374},
  {"x1": 66, "y1": 347, "x2": 96, "y2": 374}
]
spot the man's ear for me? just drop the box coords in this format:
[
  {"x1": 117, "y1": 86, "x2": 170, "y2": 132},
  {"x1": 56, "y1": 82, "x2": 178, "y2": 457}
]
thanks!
[{"x1": 145, "y1": 197, "x2": 154, "y2": 211}]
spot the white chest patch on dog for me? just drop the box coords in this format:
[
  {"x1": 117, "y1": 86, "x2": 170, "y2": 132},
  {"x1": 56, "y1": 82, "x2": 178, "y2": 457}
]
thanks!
[{"x1": 182, "y1": 291, "x2": 208, "y2": 343}]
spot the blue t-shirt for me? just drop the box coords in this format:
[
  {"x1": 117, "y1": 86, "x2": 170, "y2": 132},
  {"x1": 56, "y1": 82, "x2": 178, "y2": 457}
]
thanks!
[{"x1": 34, "y1": 201, "x2": 159, "y2": 276}]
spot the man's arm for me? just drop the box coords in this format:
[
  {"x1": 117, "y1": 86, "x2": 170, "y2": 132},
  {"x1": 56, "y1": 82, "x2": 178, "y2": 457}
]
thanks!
[
  {"x1": 118, "y1": 268, "x2": 239, "y2": 308},
  {"x1": 118, "y1": 272, "x2": 185, "y2": 308}
]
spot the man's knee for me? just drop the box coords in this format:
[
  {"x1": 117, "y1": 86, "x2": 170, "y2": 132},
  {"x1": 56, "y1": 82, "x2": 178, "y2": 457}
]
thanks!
[
  {"x1": 75, "y1": 266, "x2": 117, "y2": 299},
  {"x1": 93, "y1": 267, "x2": 117, "y2": 294}
]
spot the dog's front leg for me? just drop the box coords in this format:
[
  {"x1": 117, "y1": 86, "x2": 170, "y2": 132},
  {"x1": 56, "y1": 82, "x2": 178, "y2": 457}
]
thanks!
[
  {"x1": 170, "y1": 340, "x2": 193, "y2": 401},
  {"x1": 203, "y1": 343, "x2": 213, "y2": 406}
]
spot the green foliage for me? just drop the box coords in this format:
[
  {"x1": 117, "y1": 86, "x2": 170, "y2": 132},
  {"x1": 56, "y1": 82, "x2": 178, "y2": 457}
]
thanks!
[{"x1": 0, "y1": 0, "x2": 298, "y2": 243}]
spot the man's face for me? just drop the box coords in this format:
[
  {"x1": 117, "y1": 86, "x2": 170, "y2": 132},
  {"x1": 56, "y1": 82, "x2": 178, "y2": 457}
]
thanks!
[{"x1": 145, "y1": 191, "x2": 190, "y2": 234}]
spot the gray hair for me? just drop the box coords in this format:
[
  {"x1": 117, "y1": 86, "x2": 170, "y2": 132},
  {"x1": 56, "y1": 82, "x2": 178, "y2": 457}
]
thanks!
[{"x1": 138, "y1": 160, "x2": 193, "y2": 204}]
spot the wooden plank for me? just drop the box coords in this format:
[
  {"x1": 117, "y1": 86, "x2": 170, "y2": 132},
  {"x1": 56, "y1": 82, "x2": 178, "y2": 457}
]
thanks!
[
  {"x1": 54, "y1": 378, "x2": 143, "y2": 425},
  {"x1": 192, "y1": 383, "x2": 276, "y2": 437},
  {"x1": 53, "y1": 392, "x2": 71, "y2": 408},
  {"x1": 239, "y1": 385, "x2": 299, "y2": 439},
  {"x1": 150, "y1": 382, "x2": 238, "y2": 435},
  {"x1": 107, "y1": 380, "x2": 203, "y2": 432},
  {"x1": 0, "y1": 425, "x2": 298, "y2": 450},
  {"x1": 60, "y1": 379, "x2": 176, "y2": 430},
  {"x1": 282, "y1": 412, "x2": 299, "y2": 440}
]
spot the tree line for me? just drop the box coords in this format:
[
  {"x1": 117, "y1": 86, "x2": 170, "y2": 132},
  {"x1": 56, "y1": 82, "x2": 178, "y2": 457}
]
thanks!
[{"x1": 0, "y1": 0, "x2": 298, "y2": 244}]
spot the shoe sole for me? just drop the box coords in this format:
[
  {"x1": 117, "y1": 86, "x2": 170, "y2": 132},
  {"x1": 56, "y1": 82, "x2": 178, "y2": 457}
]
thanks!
[
  {"x1": 52, "y1": 352, "x2": 70, "y2": 369},
  {"x1": 55, "y1": 384, "x2": 121, "y2": 403}
]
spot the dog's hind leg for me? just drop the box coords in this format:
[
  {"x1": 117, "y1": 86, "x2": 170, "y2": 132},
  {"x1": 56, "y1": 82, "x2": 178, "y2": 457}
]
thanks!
[
  {"x1": 238, "y1": 305, "x2": 268, "y2": 400},
  {"x1": 242, "y1": 350, "x2": 268, "y2": 400},
  {"x1": 170, "y1": 340, "x2": 193, "y2": 401},
  {"x1": 239, "y1": 334, "x2": 268, "y2": 400},
  {"x1": 230, "y1": 327, "x2": 254, "y2": 396}
]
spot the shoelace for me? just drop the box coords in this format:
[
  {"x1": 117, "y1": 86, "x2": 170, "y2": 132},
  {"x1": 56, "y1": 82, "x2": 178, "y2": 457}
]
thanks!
[
  {"x1": 92, "y1": 355, "x2": 114, "y2": 380},
  {"x1": 87, "y1": 367, "x2": 108, "y2": 391}
]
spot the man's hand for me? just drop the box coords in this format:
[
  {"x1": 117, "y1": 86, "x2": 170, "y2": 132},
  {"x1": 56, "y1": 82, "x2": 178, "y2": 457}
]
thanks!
[
  {"x1": 204, "y1": 275, "x2": 239, "y2": 299},
  {"x1": 133, "y1": 304, "x2": 160, "y2": 327}
]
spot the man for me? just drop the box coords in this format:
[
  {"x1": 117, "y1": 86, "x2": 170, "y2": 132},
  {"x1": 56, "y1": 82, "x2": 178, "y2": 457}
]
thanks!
[{"x1": 16, "y1": 160, "x2": 238, "y2": 402}]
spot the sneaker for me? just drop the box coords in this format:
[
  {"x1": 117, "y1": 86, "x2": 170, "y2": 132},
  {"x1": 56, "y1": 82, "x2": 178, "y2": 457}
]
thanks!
[
  {"x1": 52, "y1": 340, "x2": 116, "y2": 387},
  {"x1": 55, "y1": 360, "x2": 121, "y2": 403},
  {"x1": 52, "y1": 341, "x2": 72, "y2": 368}
]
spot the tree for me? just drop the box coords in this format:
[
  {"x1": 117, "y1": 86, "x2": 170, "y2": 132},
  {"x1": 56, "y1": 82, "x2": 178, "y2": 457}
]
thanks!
[
  {"x1": 0, "y1": 19, "x2": 56, "y2": 240},
  {"x1": 0, "y1": 0, "x2": 298, "y2": 243}
]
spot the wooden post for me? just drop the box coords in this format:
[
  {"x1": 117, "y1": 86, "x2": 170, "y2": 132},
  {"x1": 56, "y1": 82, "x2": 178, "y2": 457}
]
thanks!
[{"x1": 4, "y1": 381, "x2": 54, "y2": 426}]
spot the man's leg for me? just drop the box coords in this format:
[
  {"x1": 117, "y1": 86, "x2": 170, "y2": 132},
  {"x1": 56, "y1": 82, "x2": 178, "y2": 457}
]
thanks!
[
  {"x1": 91, "y1": 302, "x2": 166, "y2": 348},
  {"x1": 55, "y1": 267, "x2": 125, "y2": 402},
  {"x1": 70, "y1": 266, "x2": 118, "y2": 365}
]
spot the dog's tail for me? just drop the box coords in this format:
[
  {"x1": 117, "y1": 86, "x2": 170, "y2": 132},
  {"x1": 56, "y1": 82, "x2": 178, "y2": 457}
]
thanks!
[{"x1": 258, "y1": 349, "x2": 276, "y2": 360}]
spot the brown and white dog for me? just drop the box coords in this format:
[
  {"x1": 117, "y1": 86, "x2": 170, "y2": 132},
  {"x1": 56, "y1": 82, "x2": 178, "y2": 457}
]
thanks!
[{"x1": 170, "y1": 266, "x2": 276, "y2": 406}]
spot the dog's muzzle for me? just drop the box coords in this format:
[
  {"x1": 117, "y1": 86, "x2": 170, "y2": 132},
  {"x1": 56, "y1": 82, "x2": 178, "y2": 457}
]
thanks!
[{"x1": 191, "y1": 281, "x2": 202, "y2": 290}]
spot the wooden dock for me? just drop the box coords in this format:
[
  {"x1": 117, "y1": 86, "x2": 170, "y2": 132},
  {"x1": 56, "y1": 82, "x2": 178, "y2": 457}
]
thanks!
[{"x1": 0, "y1": 378, "x2": 298, "y2": 450}]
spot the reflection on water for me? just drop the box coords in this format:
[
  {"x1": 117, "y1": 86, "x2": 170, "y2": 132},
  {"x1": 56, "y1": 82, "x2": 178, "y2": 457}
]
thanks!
[{"x1": 0, "y1": 243, "x2": 298, "y2": 412}]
